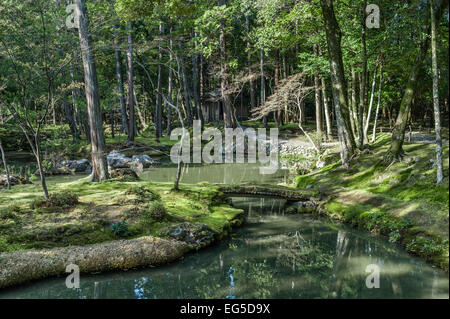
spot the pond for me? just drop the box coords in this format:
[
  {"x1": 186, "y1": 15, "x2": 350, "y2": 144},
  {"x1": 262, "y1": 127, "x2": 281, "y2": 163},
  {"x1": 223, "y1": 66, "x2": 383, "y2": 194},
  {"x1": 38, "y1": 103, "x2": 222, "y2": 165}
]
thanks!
[{"x1": 0, "y1": 162, "x2": 448, "y2": 299}]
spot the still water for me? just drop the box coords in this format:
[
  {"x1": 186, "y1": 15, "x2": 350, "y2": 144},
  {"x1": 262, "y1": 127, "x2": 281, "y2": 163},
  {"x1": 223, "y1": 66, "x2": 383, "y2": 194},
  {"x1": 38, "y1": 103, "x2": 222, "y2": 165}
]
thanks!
[{"x1": 0, "y1": 162, "x2": 448, "y2": 298}]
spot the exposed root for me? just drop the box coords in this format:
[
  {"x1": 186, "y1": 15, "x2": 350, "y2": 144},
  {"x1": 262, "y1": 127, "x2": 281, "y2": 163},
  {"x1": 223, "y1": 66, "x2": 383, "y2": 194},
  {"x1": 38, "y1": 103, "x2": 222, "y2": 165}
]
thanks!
[{"x1": 383, "y1": 150, "x2": 406, "y2": 165}]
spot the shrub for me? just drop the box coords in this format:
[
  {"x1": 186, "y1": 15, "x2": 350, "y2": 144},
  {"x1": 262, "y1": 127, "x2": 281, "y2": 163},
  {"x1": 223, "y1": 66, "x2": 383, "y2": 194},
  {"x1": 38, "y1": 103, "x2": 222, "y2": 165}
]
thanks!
[
  {"x1": 31, "y1": 191, "x2": 79, "y2": 209},
  {"x1": 125, "y1": 186, "x2": 160, "y2": 202},
  {"x1": 406, "y1": 237, "x2": 447, "y2": 258},
  {"x1": 0, "y1": 208, "x2": 18, "y2": 220},
  {"x1": 110, "y1": 221, "x2": 130, "y2": 237},
  {"x1": 146, "y1": 201, "x2": 167, "y2": 221}
]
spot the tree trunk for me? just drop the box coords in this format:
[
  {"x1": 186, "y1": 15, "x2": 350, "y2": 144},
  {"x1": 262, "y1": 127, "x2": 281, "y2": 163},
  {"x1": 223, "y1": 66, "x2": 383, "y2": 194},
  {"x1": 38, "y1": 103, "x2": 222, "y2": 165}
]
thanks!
[
  {"x1": 178, "y1": 41, "x2": 193, "y2": 127},
  {"x1": 357, "y1": 71, "x2": 364, "y2": 148},
  {"x1": 155, "y1": 24, "x2": 163, "y2": 140},
  {"x1": 0, "y1": 139, "x2": 11, "y2": 190},
  {"x1": 351, "y1": 68, "x2": 362, "y2": 146},
  {"x1": 431, "y1": 0, "x2": 443, "y2": 185},
  {"x1": 246, "y1": 15, "x2": 256, "y2": 111},
  {"x1": 192, "y1": 30, "x2": 203, "y2": 124},
  {"x1": 386, "y1": 0, "x2": 448, "y2": 162},
  {"x1": 113, "y1": 23, "x2": 128, "y2": 135},
  {"x1": 321, "y1": 77, "x2": 332, "y2": 140},
  {"x1": 167, "y1": 30, "x2": 174, "y2": 135},
  {"x1": 371, "y1": 64, "x2": 383, "y2": 143},
  {"x1": 275, "y1": 48, "x2": 282, "y2": 126},
  {"x1": 348, "y1": 76, "x2": 357, "y2": 140},
  {"x1": 219, "y1": 6, "x2": 235, "y2": 129},
  {"x1": 260, "y1": 49, "x2": 267, "y2": 128},
  {"x1": 63, "y1": 96, "x2": 80, "y2": 140},
  {"x1": 35, "y1": 137, "x2": 49, "y2": 199},
  {"x1": 360, "y1": 0, "x2": 368, "y2": 146},
  {"x1": 314, "y1": 44, "x2": 323, "y2": 145},
  {"x1": 364, "y1": 66, "x2": 378, "y2": 140},
  {"x1": 126, "y1": 22, "x2": 136, "y2": 142},
  {"x1": 75, "y1": 0, "x2": 109, "y2": 182},
  {"x1": 320, "y1": 0, "x2": 356, "y2": 167}
]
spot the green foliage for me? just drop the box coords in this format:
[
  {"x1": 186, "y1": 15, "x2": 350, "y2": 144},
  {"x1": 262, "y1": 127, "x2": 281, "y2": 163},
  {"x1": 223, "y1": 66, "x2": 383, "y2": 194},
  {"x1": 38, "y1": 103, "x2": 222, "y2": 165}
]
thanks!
[
  {"x1": 110, "y1": 221, "x2": 130, "y2": 237},
  {"x1": 146, "y1": 201, "x2": 167, "y2": 222},
  {"x1": 406, "y1": 237, "x2": 449, "y2": 259},
  {"x1": 31, "y1": 191, "x2": 79, "y2": 210}
]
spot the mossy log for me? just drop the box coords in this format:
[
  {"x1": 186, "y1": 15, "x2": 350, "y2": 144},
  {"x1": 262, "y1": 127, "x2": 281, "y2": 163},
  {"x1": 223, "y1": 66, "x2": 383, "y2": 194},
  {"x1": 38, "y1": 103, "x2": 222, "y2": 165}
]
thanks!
[
  {"x1": 0, "y1": 236, "x2": 189, "y2": 289},
  {"x1": 217, "y1": 184, "x2": 320, "y2": 201}
]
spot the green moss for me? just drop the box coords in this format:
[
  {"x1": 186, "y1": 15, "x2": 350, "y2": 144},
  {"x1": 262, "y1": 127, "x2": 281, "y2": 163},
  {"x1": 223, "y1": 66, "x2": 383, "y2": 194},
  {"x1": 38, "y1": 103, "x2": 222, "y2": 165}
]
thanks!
[
  {"x1": 0, "y1": 178, "x2": 246, "y2": 253},
  {"x1": 30, "y1": 191, "x2": 79, "y2": 210},
  {"x1": 145, "y1": 201, "x2": 168, "y2": 222},
  {"x1": 293, "y1": 132, "x2": 449, "y2": 271}
]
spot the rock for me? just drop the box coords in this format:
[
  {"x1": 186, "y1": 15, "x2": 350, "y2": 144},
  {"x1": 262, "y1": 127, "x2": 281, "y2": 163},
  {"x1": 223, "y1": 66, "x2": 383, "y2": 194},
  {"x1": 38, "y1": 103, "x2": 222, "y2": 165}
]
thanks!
[
  {"x1": 316, "y1": 159, "x2": 326, "y2": 169},
  {"x1": 159, "y1": 222, "x2": 216, "y2": 249},
  {"x1": 290, "y1": 200, "x2": 318, "y2": 213},
  {"x1": 129, "y1": 160, "x2": 144, "y2": 173},
  {"x1": 60, "y1": 159, "x2": 92, "y2": 173},
  {"x1": 131, "y1": 154, "x2": 153, "y2": 168},
  {"x1": 0, "y1": 174, "x2": 31, "y2": 188},
  {"x1": 107, "y1": 151, "x2": 154, "y2": 170},
  {"x1": 107, "y1": 151, "x2": 132, "y2": 169},
  {"x1": 109, "y1": 168, "x2": 139, "y2": 180}
]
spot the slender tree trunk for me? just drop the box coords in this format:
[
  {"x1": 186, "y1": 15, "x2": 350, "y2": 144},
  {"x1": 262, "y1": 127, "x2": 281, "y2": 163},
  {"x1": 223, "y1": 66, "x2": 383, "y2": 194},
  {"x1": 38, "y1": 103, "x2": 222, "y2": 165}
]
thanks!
[
  {"x1": 113, "y1": 23, "x2": 128, "y2": 135},
  {"x1": 75, "y1": 0, "x2": 109, "y2": 182},
  {"x1": 167, "y1": 31, "x2": 174, "y2": 135},
  {"x1": 35, "y1": 137, "x2": 49, "y2": 198},
  {"x1": 0, "y1": 139, "x2": 11, "y2": 190},
  {"x1": 178, "y1": 41, "x2": 193, "y2": 127},
  {"x1": 70, "y1": 58, "x2": 82, "y2": 133},
  {"x1": 134, "y1": 88, "x2": 146, "y2": 130},
  {"x1": 192, "y1": 30, "x2": 203, "y2": 124},
  {"x1": 246, "y1": 15, "x2": 256, "y2": 111},
  {"x1": 314, "y1": 44, "x2": 323, "y2": 145},
  {"x1": 364, "y1": 65, "x2": 378, "y2": 140},
  {"x1": 219, "y1": 4, "x2": 235, "y2": 129},
  {"x1": 321, "y1": 77, "x2": 332, "y2": 140},
  {"x1": 371, "y1": 64, "x2": 383, "y2": 143},
  {"x1": 320, "y1": 0, "x2": 356, "y2": 167},
  {"x1": 348, "y1": 76, "x2": 357, "y2": 140},
  {"x1": 361, "y1": 0, "x2": 368, "y2": 145},
  {"x1": 351, "y1": 68, "x2": 361, "y2": 146},
  {"x1": 431, "y1": 0, "x2": 443, "y2": 185},
  {"x1": 126, "y1": 22, "x2": 136, "y2": 142},
  {"x1": 260, "y1": 49, "x2": 267, "y2": 127},
  {"x1": 155, "y1": 24, "x2": 163, "y2": 140},
  {"x1": 357, "y1": 71, "x2": 364, "y2": 148},
  {"x1": 63, "y1": 96, "x2": 80, "y2": 140},
  {"x1": 274, "y1": 48, "x2": 282, "y2": 126}
]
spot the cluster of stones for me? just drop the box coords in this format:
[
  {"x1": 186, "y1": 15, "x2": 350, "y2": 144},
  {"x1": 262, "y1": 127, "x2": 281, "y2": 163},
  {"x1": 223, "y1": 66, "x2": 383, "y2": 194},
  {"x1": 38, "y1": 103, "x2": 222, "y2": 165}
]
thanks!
[{"x1": 33, "y1": 151, "x2": 155, "y2": 177}]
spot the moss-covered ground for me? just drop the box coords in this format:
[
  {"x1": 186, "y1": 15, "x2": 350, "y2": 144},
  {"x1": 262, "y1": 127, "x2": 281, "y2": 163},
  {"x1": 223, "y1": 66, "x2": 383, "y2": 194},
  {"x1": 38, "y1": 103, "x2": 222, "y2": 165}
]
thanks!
[
  {"x1": 0, "y1": 176, "x2": 244, "y2": 253},
  {"x1": 296, "y1": 133, "x2": 449, "y2": 271}
]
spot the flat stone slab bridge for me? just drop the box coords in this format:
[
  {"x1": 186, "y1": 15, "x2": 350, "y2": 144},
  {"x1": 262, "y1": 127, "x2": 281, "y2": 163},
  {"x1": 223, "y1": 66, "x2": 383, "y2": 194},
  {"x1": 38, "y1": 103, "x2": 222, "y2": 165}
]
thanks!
[{"x1": 216, "y1": 184, "x2": 320, "y2": 202}]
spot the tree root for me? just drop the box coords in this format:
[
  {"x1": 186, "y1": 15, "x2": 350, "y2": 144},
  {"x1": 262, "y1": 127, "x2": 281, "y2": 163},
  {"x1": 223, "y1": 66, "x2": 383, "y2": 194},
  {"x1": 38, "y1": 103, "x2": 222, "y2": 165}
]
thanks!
[{"x1": 383, "y1": 150, "x2": 406, "y2": 166}]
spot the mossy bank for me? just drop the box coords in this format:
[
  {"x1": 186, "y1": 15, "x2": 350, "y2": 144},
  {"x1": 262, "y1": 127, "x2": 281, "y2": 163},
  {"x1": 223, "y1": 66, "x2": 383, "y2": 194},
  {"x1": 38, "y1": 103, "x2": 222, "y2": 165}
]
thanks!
[
  {"x1": 294, "y1": 133, "x2": 449, "y2": 272},
  {"x1": 0, "y1": 177, "x2": 244, "y2": 288}
]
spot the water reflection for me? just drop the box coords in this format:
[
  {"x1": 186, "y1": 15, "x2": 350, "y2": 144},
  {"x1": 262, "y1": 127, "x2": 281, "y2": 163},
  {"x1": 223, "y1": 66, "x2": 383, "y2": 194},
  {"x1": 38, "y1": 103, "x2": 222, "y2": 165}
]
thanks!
[
  {"x1": 139, "y1": 163, "x2": 293, "y2": 185},
  {"x1": 1, "y1": 197, "x2": 448, "y2": 299}
]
